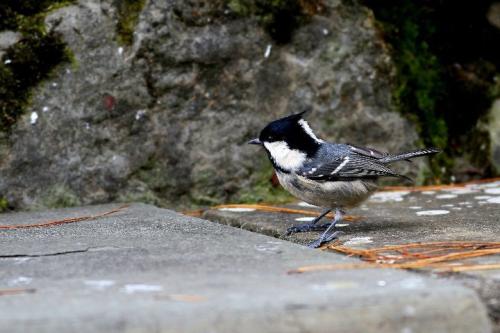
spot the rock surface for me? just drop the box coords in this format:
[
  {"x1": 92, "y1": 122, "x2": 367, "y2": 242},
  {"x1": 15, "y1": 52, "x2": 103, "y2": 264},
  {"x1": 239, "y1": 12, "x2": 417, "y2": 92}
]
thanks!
[
  {"x1": 204, "y1": 180, "x2": 500, "y2": 330},
  {"x1": 0, "y1": 203, "x2": 493, "y2": 332},
  {"x1": 0, "y1": 0, "x2": 422, "y2": 210}
]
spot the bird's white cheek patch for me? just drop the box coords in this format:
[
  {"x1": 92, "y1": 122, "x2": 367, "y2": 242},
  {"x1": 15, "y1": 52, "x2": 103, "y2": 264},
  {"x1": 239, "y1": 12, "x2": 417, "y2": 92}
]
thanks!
[{"x1": 264, "y1": 141, "x2": 306, "y2": 171}]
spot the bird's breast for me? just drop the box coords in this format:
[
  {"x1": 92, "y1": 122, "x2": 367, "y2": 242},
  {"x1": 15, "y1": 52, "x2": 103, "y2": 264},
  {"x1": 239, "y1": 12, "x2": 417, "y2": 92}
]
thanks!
[{"x1": 276, "y1": 172, "x2": 378, "y2": 208}]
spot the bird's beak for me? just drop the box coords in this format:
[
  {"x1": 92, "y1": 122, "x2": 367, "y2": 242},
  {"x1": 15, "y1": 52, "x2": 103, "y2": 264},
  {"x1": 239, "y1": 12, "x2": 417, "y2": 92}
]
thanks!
[{"x1": 248, "y1": 138, "x2": 262, "y2": 145}]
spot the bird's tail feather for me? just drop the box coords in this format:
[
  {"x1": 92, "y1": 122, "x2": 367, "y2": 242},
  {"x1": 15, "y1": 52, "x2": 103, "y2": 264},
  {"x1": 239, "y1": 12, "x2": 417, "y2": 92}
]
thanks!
[{"x1": 380, "y1": 148, "x2": 441, "y2": 164}]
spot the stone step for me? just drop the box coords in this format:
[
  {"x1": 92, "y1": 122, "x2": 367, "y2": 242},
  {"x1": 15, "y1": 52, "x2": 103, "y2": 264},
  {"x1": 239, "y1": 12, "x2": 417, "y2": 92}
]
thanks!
[{"x1": 0, "y1": 203, "x2": 493, "y2": 332}]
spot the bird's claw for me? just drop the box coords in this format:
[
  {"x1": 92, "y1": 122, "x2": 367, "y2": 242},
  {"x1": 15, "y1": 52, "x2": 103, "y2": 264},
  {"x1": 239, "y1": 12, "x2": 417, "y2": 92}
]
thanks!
[
  {"x1": 308, "y1": 231, "x2": 343, "y2": 248},
  {"x1": 285, "y1": 222, "x2": 331, "y2": 236}
]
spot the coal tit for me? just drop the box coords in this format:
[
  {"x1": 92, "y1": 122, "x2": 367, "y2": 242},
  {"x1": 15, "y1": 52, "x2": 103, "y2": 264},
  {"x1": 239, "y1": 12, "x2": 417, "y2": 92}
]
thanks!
[{"x1": 249, "y1": 111, "x2": 440, "y2": 248}]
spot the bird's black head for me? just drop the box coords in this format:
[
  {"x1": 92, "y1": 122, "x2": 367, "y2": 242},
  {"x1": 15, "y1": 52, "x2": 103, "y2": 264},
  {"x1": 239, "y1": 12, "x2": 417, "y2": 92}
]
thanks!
[{"x1": 256, "y1": 111, "x2": 322, "y2": 156}]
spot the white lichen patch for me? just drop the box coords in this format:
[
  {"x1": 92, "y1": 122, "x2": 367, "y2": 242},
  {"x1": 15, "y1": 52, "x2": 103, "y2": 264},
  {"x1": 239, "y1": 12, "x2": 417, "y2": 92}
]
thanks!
[
  {"x1": 487, "y1": 197, "x2": 500, "y2": 204},
  {"x1": 297, "y1": 202, "x2": 317, "y2": 207},
  {"x1": 122, "y1": 284, "x2": 163, "y2": 294},
  {"x1": 30, "y1": 112, "x2": 38, "y2": 125},
  {"x1": 484, "y1": 188, "x2": 500, "y2": 195},
  {"x1": 369, "y1": 191, "x2": 409, "y2": 203},
  {"x1": 309, "y1": 281, "x2": 359, "y2": 291},
  {"x1": 84, "y1": 280, "x2": 115, "y2": 290},
  {"x1": 474, "y1": 195, "x2": 492, "y2": 200},
  {"x1": 344, "y1": 236, "x2": 373, "y2": 245},
  {"x1": 442, "y1": 188, "x2": 477, "y2": 195},
  {"x1": 8, "y1": 276, "x2": 32, "y2": 286},
  {"x1": 422, "y1": 191, "x2": 436, "y2": 195},
  {"x1": 264, "y1": 44, "x2": 272, "y2": 58},
  {"x1": 416, "y1": 210, "x2": 450, "y2": 216},
  {"x1": 295, "y1": 216, "x2": 315, "y2": 222},
  {"x1": 435, "y1": 194, "x2": 457, "y2": 199},
  {"x1": 218, "y1": 207, "x2": 256, "y2": 212}
]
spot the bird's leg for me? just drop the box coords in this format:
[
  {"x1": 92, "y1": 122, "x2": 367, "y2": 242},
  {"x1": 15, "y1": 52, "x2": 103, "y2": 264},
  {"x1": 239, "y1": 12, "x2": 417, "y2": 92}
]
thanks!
[
  {"x1": 308, "y1": 208, "x2": 345, "y2": 248},
  {"x1": 285, "y1": 209, "x2": 331, "y2": 235}
]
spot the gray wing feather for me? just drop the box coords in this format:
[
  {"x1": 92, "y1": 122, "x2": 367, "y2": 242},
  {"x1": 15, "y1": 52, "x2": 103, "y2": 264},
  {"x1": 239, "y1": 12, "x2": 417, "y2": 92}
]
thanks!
[{"x1": 299, "y1": 154, "x2": 404, "y2": 181}]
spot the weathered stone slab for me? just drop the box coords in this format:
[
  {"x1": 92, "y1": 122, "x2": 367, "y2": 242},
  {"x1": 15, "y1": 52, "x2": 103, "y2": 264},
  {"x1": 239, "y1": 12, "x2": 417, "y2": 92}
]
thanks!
[
  {"x1": 204, "y1": 181, "x2": 500, "y2": 330},
  {"x1": 0, "y1": 204, "x2": 492, "y2": 332}
]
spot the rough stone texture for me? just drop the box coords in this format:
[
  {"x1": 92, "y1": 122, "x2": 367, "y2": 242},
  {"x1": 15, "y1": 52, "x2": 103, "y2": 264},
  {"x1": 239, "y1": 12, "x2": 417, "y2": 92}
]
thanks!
[
  {"x1": 0, "y1": 30, "x2": 21, "y2": 58},
  {"x1": 0, "y1": 204, "x2": 493, "y2": 332},
  {"x1": 0, "y1": 0, "x2": 422, "y2": 210},
  {"x1": 486, "y1": 99, "x2": 500, "y2": 173},
  {"x1": 488, "y1": 3, "x2": 500, "y2": 30},
  {"x1": 204, "y1": 180, "x2": 500, "y2": 330}
]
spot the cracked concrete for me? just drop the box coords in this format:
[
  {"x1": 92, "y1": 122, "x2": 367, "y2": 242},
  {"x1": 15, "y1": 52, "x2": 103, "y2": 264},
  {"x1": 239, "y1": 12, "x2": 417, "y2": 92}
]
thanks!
[{"x1": 0, "y1": 203, "x2": 493, "y2": 332}]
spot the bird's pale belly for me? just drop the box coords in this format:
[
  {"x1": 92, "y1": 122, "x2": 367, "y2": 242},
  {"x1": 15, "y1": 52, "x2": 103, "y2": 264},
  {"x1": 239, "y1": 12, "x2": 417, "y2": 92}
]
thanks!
[{"x1": 276, "y1": 172, "x2": 378, "y2": 208}]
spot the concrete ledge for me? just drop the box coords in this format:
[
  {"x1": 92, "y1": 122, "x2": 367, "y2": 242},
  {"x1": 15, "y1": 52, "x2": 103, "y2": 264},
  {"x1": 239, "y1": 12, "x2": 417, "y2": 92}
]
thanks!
[{"x1": 0, "y1": 204, "x2": 493, "y2": 332}]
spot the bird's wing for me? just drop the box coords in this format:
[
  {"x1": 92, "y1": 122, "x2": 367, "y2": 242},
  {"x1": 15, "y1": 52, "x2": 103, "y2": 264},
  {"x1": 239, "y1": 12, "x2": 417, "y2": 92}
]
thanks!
[
  {"x1": 298, "y1": 154, "x2": 406, "y2": 181},
  {"x1": 346, "y1": 143, "x2": 388, "y2": 159}
]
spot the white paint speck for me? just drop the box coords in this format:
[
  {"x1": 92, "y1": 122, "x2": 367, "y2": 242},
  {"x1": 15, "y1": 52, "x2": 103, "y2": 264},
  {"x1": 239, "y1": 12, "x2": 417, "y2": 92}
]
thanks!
[
  {"x1": 84, "y1": 122, "x2": 91, "y2": 130},
  {"x1": 451, "y1": 207, "x2": 462, "y2": 210},
  {"x1": 445, "y1": 188, "x2": 477, "y2": 195},
  {"x1": 369, "y1": 191, "x2": 410, "y2": 203},
  {"x1": 400, "y1": 277, "x2": 425, "y2": 289},
  {"x1": 458, "y1": 201, "x2": 472, "y2": 205},
  {"x1": 118, "y1": 47, "x2": 124, "y2": 55},
  {"x1": 297, "y1": 202, "x2": 317, "y2": 207},
  {"x1": 422, "y1": 191, "x2": 436, "y2": 195},
  {"x1": 30, "y1": 112, "x2": 38, "y2": 125},
  {"x1": 322, "y1": 28, "x2": 329, "y2": 35},
  {"x1": 264, "y1": 44, "x2": 272, "y2": 58},
  {"x1": 4, "y1": 59, "x2": 12, "y2": 64},
  {"x1": 218, "y1": 207, "x2": 256, "y2": 212},
  {"x1": 84, "y1": 280, "x2": 115, "y2": 290},
  {"x1": 335, "y1": 223, "x2": 349, "y2": 227},
  {"x1": 416, "y1": 210, "x2": 449, "y2": 216},
  {"x1": 8, "y1": 276, "x2": 32, "y2": 286},
  {"x1": 295, "y1": 217, "x2": 315, "y2": 222},
  {"x1": 403, "y1": 305, "x2": 416, "y2": 317},
  {"x1": 377, "y1": 280, "x2": 387, "y2": 287},
  {"x1": 135, "y1": 110, "x2": 146, "y2": 120},
  {"x1": 484, "y1": 188, "x2": 500, "y2": 195},
  {"x1": 409, "y1": 206, "x2": 422, "y2": 210},
  {"x1": 42, "y1": 106, "x2": 49, "y2": 112},
  {"x1": 310, "y1": 281, "x2": 358, "y2": 291},
  {"x1": 441, "y1": 204, "x2": 454, "y2": 207},
  {"x1": 122, "y1": 284, "x2": 163, "y2": 294},
  {"x1": 487, "y1": 197, "x2": 500, "y2": 204},
  {"x1": 344, "y1": 236, "x2": 373, "y2": 245},
  {"x1": 435, "y1": 194, "x2": 457, "y2": 199},
  {"x1": 51, "y1": 82, "x2": 58, "y2": 87}
]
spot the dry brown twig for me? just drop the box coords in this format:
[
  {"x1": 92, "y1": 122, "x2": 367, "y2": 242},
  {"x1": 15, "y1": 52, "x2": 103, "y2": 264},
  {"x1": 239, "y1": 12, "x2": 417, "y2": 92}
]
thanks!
[
  {"x1": 289, "y1": 241, "x2": 500, "y2": 274},
  {"x1": 0, "y1": 205, "x2": 129, "y2": 230}
]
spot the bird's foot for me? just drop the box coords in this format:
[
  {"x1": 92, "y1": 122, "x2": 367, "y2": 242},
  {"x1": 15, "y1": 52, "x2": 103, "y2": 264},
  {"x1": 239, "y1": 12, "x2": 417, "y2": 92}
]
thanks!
[
  {"x1": 307, "y1": 231, "x2": 343, "y2": 248},
  {"x1": 285, "y1": 222, "x2": 331, "y2": 236}
]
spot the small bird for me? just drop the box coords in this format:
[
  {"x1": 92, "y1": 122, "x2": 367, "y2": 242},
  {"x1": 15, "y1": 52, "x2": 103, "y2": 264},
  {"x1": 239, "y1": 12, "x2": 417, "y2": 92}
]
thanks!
[{"x1": 248, "y1": 111, "x2": 440, "y2": 248}]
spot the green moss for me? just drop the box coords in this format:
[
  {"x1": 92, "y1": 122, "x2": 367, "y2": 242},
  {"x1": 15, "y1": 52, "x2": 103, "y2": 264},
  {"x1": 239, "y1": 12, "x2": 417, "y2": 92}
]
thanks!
[
  {"x1": 363, "y1": 0, "x2": 500, "y2": 181},
  {"x1": 0, "y1": 197, "x2": 9, "y2": 212},
  {"x1": 365, "y1": 2, "x2": 449, "y2": 180},
  {"x1": 115, "y1": 0, "x2": 146, "y2": 46},
  {"x1": 0, "y1": 0, "x2": 75, "y2": 132},
  {"x1": 40, "y1": 185, "x2": 81, "y2": 208},
  {"x1": 237, "y1": 159, "x2": 294, "y2": 204}
]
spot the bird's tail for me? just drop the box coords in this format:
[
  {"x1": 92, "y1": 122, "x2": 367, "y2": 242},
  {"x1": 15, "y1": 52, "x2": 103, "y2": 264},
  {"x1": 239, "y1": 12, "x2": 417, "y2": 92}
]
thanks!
[{"x1": 380, "y1": 148, "x2": 441, "y2": 164}]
